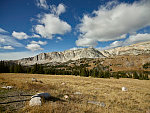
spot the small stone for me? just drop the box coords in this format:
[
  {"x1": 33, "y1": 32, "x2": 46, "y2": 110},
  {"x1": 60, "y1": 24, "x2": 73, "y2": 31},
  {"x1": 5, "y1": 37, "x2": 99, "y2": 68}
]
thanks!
[
  {"x1": 74, "y1": 92, "x2": 82, "y2": 95},
  {"x1": 61, "y1": 82, "x2": 65, "y2": 85},
  {"x1": 122, "y1": 87, "x2": 128, "y2": 91},
  {"x1": 32, "y1": 78, "x2": 37, "y2": 82},
  {"x1": 99, "y1": 102, "x2": 106, "y2": 107},
  {"x1": 64, "y1": 95, "x2": 69, "y2": 99},
  {"x1": 29, "y1": 97, "x2": 42, "y2": 106},
  {"x1": 87, "y1": 101, "x2": 106, "y2": 107}
]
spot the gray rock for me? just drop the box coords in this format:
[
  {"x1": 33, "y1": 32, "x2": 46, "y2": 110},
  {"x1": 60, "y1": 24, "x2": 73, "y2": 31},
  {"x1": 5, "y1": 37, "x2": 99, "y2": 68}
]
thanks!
[
  {"x1": 74, "y1": 92, "x2": 82, "y2": 95},
  {"x1": 1, "y1": 86, "x2": 13, "y2": 89},
  {"x1": 87, "y1": 101, "x2": 106, "y2": 107},
  {"x1": 29, "y1": 97, "x2": 42, "y2": 106},
  {"x1": 122, "y1": 87, "x2": 128, "y2": 91},
  {"x1": 31, "y1": 93, "x2": 51, "y2": 100},
  {"x1": 64, "y1": 95, "x2": 69, "y2": 99},
  {"x1": 32, "y1": 78, "x2": 37, "y2": 82}
]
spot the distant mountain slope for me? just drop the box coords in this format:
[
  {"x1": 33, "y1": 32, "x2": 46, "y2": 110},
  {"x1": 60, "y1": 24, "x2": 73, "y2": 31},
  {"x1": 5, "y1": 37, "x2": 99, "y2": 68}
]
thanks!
[
  {"x1": 17, "y1": 47, "x2": 105, "y2": 65},
  {"x1": 101, "y1": 41, "x2": 150, "y2": 57}
]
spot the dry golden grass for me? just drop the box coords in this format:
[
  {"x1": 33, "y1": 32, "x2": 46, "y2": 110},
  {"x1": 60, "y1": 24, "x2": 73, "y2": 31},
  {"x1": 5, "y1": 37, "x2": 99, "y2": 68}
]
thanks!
[{"x1": 0, "y1": 73, "x2": 150, "y2": 113}]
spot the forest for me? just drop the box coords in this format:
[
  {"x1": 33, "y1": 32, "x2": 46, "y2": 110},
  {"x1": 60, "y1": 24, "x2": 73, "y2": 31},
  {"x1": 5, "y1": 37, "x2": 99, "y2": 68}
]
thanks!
[{"x1": 0, "y1": 61, "x2": 149, "y2": 80}]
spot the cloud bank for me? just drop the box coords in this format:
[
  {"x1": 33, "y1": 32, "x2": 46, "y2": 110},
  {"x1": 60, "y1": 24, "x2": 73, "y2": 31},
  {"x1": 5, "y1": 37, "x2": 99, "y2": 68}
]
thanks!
[
  {"x1": 0, "y1": 46, "x2": 14, "y2": 50},
  {"x1": 0, "y1": 34, "x2": 23, "y2": 47},
  {"x1": 0, "y1": 51, "x2": 39, "y2": 60},
  {"x1": 76, "y1": 0, "x2": 150, "y2": 47},
  {"x1": 99, "y1": 33, "x2": 150, "y2": 50}
]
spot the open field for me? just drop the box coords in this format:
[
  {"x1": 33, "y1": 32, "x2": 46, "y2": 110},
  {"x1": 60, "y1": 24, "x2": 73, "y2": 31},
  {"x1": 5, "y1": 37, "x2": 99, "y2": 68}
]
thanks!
[{"x1": 0, "y1": 73, "x2": 150, "y2": 113}]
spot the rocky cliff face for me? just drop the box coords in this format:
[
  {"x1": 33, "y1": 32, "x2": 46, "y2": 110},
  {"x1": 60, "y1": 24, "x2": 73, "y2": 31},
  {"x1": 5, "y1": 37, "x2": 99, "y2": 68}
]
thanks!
[
  {"x1": 17, "y1": 41, "x2": 150, "y2": 65},
  {"x1": 101, "y1": 41, "x2": 150, "y2": 57},
  {"x1": 17, "y1": 48, "x2": 105, "y2": 65}
]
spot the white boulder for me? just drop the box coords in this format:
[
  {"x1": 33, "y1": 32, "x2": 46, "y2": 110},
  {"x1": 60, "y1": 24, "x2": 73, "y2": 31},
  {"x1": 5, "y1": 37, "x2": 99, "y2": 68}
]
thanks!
[
  {"x1": 29, "y1": 97, "x2": 42, "y2": 106},
  {"x1": 122, "y1": 87, "x2": 128, "y2": 91},
  {"x1": 1, "y1": 86, "x2": 13, "y2": 89},
  {"x1": 7, "y1": 86, "x2": 13, "y2": 89}
]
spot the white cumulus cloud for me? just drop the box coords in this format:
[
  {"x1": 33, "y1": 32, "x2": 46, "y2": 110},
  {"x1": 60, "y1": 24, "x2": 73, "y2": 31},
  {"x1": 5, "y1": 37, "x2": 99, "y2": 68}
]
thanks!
[
  {"x1": 26, "y1": 40, "x2": 47, "y2": 51},
  {"x1": 56, "y1": 37, "x2": 62, "y2": 40},
  {"x1": 0, "y1": 34, "x2": 23, "y2": 47},
  {"x1": 31, "y1": 40, "x2": 47, "y2": 45},
  {"x1": 124, "y1": 33, "x2": 150, "y2": 45},
  {"x1": 76, "y1": 38, "x2": 97, "y2": 47},
  {"x1": 36, "y1": 0, "x2": 49, "y2": 10},
  {"x1": 50, "y1": 3, "x2": 66, "y2": 16},
  {"x1": 34, "y1": 13, "x2": 71, "y2": 39},
  {"x1": 76, "y1": 0, "x2": 150, "y2": 47},
  {"x1": 0, "y1": 45, "x2": 14, "y2": 50},
  {"x1": 3, "y1": 46, "x2": 14, "y2": 50},
  {"x1": 26, "y1": 43, "x2": 43, "y2": 51},
  {"x1": 12, "y1": 31, "x2": 29, "y2": 40},
  {"x1": 0, "y1": 28, "x2": 8, "y2": 33},
  {"x1": 99, "y1": 33, "x2": 150, "y2": 50},
  {"x1": 32, "y1": 34, "x2": 41, "y2": 38}
]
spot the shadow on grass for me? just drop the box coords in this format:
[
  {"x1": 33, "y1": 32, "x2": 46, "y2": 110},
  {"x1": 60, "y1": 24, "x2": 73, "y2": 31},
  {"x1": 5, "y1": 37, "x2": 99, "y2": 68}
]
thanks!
[
  {"x1": 0, "y1": 96, "x2": 65, "y2": 105},
  {"x1": 47, "y1": 96, "x2": 66, "y2": 102}
]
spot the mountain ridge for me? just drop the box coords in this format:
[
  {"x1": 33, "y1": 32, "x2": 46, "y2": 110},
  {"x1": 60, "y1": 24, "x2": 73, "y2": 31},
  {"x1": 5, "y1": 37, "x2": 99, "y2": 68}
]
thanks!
[{"x1": 17, "y1": 41, "x2": 150, "y2": 65}]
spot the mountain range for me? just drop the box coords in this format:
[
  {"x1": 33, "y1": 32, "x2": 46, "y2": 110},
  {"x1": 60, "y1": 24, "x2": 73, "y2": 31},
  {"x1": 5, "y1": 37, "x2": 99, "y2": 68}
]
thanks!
[{"x1": 17, "y1": 41, "x2": 150, "y2": 66}]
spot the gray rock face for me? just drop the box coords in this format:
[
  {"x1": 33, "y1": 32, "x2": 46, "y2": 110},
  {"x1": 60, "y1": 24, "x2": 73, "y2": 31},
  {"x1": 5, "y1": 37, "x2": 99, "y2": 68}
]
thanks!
[
  {"x1": 100, "y1": 41, "x2": 150, "y2": 57},
  {"x1": 17, "y1": 48, "x2": 105, "y2": 65},
  {"x1": 17, "y1": 41, "x2": 150, "y2": 65}
]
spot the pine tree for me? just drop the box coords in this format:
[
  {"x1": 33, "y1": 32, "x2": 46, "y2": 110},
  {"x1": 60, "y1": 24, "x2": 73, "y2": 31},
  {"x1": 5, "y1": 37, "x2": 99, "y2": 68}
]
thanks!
[
  {"x1": 133, "y1": 72, "x2": 139, "y2": 79},
  {"x1": 144, "y1": 74, "x2": 149, "y2": 80},
  {"x1": 10, "y1": 65, "x2": 15, "y2": 73}
]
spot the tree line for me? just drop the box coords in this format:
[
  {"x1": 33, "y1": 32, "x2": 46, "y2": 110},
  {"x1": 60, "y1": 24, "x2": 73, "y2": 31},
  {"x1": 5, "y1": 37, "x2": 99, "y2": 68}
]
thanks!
[{"x1": 0, "y1": 61, "x2": 149, "y2": 80}]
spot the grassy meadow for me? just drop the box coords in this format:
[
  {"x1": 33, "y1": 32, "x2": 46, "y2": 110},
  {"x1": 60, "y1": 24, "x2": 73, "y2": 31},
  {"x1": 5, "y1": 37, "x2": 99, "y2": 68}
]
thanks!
[{"x1": 0, "y1": 73, "x2": 150, "y2": 113}]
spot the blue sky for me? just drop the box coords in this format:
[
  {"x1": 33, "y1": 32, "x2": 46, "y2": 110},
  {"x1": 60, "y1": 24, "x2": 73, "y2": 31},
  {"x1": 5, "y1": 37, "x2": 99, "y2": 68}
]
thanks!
[{"x1": 0, "y1": 0, "x2": 150, "y2": 60}]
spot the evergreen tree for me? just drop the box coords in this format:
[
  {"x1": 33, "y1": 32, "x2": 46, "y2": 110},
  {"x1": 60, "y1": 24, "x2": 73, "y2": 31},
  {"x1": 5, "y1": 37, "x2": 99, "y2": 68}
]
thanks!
[
  {"x1": 10, "y1": 65, "x2": 15, "y2": 73},
  {"x1": 144, "y1": 74, "x2": 149, "y2": 80},
  {"x1": 133, "y1": 72, "x2": 139, "y2": 79}
]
